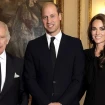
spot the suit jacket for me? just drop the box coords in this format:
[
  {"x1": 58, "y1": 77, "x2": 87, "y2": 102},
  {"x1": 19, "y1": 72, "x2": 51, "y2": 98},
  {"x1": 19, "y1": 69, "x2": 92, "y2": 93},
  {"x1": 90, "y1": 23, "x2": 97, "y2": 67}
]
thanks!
[
  {"x1": 82, "y1": 48, "x2": 105, "y2": 105},
  {"x1": 24, "y1": 33, "x2": 85, "y2": 105},
  {"x1": 0, "y1": 53, "x2": 28, "y2": 105}
]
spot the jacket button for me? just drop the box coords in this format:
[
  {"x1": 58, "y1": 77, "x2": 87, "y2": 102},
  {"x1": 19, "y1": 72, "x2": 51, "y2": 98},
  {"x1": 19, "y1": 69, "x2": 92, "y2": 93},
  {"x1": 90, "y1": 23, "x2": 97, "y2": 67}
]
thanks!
[
  {"x1": 52, "y1": 93, "x2": 54, "y2": 96},
  {"x1": 53, "y1": 81, "x2": 56, "y2": 83}
]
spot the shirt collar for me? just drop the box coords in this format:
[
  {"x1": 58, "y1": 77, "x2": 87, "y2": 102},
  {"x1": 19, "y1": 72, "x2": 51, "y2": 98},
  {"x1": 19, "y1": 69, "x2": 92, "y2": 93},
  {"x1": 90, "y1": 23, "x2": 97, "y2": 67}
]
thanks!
[
  {"x1": 0, "y1": 50, "x2": 6, "y2": 60},
  {"x1": 46, "y1": 30, "x2": 62, "y2": 42}
]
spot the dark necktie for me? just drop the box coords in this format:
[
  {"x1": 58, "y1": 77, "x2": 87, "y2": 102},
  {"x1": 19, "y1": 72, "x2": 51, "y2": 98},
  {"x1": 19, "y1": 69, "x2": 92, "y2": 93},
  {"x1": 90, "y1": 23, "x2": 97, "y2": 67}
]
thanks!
[
  {"x1": 0, "y1": 63, "x2": 1, "y2": 93},
  {"x1": 50, "y1": 37, "x2": 56, "y2": 68}
]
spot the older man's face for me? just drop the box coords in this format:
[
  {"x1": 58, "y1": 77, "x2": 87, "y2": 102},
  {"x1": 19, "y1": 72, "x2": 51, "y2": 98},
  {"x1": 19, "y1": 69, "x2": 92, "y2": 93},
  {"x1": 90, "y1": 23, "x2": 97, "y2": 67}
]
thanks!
[{"x1": 0, "y1": 26, "x2": 9, "y2": 54}]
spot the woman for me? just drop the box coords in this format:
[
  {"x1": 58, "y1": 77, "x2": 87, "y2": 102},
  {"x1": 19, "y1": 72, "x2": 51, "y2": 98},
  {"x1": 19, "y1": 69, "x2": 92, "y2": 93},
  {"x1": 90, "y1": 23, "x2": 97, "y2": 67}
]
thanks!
[{"x1": 83, "y1": 13, "x2": 105, "y2": 105}]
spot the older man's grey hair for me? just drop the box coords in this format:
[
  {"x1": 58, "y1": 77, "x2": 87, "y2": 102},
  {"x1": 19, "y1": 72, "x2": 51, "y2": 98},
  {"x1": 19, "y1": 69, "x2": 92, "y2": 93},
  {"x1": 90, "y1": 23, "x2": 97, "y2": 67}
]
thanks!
[{"x1": 0, "y1": 21, "x2": 10, "y2": 40}]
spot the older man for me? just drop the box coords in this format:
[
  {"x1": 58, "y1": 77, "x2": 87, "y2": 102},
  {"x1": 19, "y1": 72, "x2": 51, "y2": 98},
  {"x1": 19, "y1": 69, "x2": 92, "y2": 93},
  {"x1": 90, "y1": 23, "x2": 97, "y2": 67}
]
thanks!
[{"x1": 0, "y1": 21, "x2": 28, "y2": 105}]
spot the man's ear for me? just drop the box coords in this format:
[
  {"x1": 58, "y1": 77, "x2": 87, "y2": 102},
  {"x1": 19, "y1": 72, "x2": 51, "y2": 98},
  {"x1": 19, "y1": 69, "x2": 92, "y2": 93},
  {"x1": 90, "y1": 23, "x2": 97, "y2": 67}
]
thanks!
[
  {"x1": 59, "y1": 13, "x2": 62, "y2": 20},
  {"x1": 6, "y1": 37, "x2": 10, "y2": 45}
]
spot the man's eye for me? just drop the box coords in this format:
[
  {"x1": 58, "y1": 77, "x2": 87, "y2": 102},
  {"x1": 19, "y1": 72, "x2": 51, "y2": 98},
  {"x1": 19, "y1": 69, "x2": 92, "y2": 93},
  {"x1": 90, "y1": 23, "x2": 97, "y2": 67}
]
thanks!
[
  {"x1": 51, "y1": 15, "x2": 54, "y2": 18},
  {"x1": 43, "y1": 16, "x2": 47, "y2": 19}
]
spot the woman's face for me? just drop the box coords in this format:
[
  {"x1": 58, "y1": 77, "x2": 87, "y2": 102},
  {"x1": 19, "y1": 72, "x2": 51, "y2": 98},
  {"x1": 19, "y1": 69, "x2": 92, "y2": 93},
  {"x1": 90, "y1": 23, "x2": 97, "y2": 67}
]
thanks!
[{"x1": 91, "y1": 19, "x2": 105, "y2": 46}]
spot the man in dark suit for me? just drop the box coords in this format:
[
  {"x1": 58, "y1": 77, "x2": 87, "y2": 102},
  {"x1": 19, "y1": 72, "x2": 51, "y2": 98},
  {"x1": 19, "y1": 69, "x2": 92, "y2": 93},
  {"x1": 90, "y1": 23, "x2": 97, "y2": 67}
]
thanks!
[
  {"x1": 23, "y1": 2, "x2": 85, "y2": 105},
  {"x1": 0, "y1": 21, "x2": 28, "y2": 105}
]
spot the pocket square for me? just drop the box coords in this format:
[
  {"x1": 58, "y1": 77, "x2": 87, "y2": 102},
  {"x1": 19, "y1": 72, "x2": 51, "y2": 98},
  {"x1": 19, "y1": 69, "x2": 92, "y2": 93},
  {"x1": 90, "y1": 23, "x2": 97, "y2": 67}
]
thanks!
[{"x1": 14, "y1": 72, "x2": 20, "y2": 78}]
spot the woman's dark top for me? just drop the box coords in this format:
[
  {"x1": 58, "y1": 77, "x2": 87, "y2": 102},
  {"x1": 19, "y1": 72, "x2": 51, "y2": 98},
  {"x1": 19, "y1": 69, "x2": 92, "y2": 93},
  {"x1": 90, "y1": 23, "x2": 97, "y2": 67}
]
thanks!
[{"x1": 84, "y1": 48, "x2": 105, "y2": 105}]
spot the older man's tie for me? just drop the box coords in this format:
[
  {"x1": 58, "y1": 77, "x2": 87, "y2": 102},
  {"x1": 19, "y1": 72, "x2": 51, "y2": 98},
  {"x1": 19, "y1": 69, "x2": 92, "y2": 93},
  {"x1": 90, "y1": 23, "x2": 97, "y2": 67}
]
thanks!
[{"x1": 50, "y1": 37, "x2": 56, "y2": 68}]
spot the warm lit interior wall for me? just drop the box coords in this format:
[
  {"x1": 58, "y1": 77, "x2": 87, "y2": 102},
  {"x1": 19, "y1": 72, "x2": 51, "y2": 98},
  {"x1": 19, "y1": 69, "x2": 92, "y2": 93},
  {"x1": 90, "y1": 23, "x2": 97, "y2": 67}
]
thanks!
[
  {"x1": 64, "y1": 0, "x2": 89, "y2": 49},
  {"x1": 92, "y1": 0, "x2": 105, "y2": 17},
  {"x1": 63, "y1": 0, "x2": 105, "y2": 48},
  {"x1": 64, "y1": 0, "x2": 78, "y2": 38},
  {"x1": 79, "y1": 0, "x2": 89, "y2": 49}
]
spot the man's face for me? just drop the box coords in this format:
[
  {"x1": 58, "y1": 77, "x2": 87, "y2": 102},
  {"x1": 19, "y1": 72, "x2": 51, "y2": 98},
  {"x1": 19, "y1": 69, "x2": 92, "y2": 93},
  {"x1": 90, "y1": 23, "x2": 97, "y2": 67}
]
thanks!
[
  {"x1": 42, "y1": 4, "x2": 61, "y2": 36},
  {"x1": 0, "y1": 26, "x2": 9, "y2": 54}
]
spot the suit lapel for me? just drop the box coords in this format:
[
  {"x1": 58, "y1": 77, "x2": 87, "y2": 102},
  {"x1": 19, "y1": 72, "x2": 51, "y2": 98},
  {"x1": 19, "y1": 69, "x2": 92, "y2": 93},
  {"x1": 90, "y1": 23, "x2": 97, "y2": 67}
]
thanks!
[
  {"x1": 0, "y1": 53, "x2": 14, "y2": 98},
  {"x1": 41, "y1": 34, "x2": 67, "y2": 75},
  {"x1": 41, "y1": 35, "x2": 53, "y2": 67},
  {"x1": 42, "y1": 34, "x2": 50, "y2": 55},
  {"x1": 41, "y1": 34, "x2": 67, "y2": 69}
]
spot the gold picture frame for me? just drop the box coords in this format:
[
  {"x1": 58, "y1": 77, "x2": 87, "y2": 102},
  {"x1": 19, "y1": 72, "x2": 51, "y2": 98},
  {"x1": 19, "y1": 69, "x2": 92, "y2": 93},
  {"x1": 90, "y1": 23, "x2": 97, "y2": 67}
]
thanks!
[
  {"x1": 77, "y1": 0, "x2": 92, "y2": 49},
  {"x1": 77, "y1": 0, "x2": 81, "y2": 38},
  {"x1": 89, "y1": 0, "x2": 92, "y2": 22},
  {"x1": 77, "y1": 0, "x2": 92, "y2": 38},
  {"x1": 0, "y1": 0, "x2": 64, "y2": 58},
  {"x1": 89, "y1": 0, "x2": 92, "y2": 48},
  {"x1": 54, "y1": 0, "x2": 64, "y2": 31}
]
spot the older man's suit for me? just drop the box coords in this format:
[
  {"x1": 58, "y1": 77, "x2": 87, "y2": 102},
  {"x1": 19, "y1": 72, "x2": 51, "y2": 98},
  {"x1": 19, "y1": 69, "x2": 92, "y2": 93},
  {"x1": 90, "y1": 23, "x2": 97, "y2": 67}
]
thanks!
[
  {"x1": 0, "y1": 53, "x2": 28, "y2": 105},
  {"x1": 24, "y1": 33, "x2": 85, "y2": 105}
]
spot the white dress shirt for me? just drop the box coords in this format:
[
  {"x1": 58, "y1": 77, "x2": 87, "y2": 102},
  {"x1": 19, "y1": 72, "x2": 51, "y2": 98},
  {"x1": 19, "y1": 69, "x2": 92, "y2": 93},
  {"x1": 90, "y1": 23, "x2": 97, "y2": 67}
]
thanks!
[
  {"x1": 0, "y1": 51, "x2": 6, "y2": 91},
  {"x1": 46, "y1": 31, "x2": 62, "y2": 57}
]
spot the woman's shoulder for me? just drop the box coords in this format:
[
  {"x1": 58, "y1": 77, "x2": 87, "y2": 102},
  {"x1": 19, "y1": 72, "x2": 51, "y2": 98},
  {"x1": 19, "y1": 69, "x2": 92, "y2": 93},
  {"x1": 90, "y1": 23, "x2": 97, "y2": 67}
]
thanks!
[
  {"x1": 84, "y1": 48, "x2": 95, "y2": 60},
  {"x1": 84, "y1": 48, "x2": 94, "y2": 55}
]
